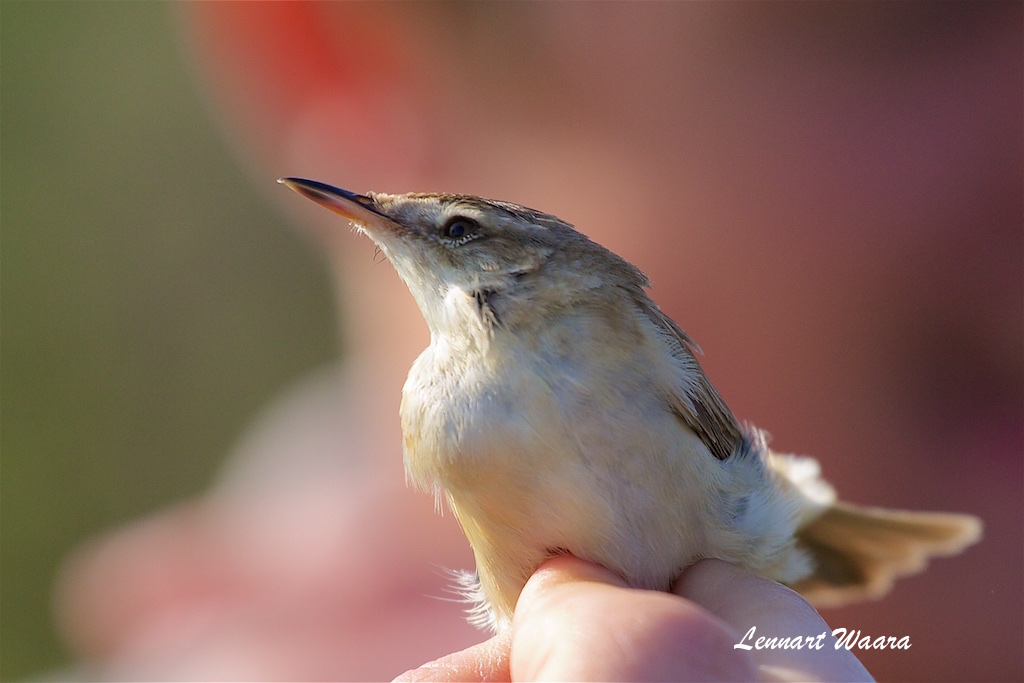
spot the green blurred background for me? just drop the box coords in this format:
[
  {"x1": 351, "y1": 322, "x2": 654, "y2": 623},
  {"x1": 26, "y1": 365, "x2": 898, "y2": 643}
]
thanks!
[{"x1": 2, "y1": 3, "x2": 338, "y2": 678}]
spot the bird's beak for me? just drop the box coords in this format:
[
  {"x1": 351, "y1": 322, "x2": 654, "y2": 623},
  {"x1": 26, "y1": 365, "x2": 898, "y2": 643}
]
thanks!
[{"x1": 278, "y1": 177, "x2": 387, "y2": 225}]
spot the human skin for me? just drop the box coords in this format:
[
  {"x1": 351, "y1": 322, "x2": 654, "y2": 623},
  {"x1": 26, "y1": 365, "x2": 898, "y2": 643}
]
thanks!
[{"x1": 397, "y1": 556, "x2": 871, "y2": 682}]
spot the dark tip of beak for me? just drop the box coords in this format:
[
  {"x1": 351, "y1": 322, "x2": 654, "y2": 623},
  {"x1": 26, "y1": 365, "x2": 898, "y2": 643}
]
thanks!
[{"x1": 277, "y1": 177, "x2": 386, "y2": 218}]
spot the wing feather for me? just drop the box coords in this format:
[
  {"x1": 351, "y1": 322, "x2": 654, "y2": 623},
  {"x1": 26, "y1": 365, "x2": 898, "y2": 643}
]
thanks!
[{"x1": 634, "y1": 295, "x2": 742, "y2": 461}]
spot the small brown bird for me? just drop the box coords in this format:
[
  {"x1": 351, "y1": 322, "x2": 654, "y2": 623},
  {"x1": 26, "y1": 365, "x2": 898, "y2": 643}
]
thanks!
[{"x1": 280, "y1": 177, "x2": 982, "y2": 632}]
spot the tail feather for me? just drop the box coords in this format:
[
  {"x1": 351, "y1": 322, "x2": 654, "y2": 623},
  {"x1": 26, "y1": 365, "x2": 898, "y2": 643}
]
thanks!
[{"x1": 792, "y1": 502, "x2": 982, "y2": 607}]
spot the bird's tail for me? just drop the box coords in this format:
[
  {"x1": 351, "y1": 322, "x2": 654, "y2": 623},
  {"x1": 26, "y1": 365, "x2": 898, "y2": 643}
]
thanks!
[{"x1": 790, "y1": 501, "x2": 982, "y2": 607}]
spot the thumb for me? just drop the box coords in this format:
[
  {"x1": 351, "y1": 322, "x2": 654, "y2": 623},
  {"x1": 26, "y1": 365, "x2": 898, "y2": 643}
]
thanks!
[{"x1": 511, "y1": 556, "x2": 756, "y2": 681}]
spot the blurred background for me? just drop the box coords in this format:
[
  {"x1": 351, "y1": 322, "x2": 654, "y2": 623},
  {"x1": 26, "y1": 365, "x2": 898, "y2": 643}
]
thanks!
[
  {"x1": 1, "y1": 4, "x2": 339, "y2": 679},
  {"x1": 2, "y1": 2, "x2": 1021, "y2": 681}
]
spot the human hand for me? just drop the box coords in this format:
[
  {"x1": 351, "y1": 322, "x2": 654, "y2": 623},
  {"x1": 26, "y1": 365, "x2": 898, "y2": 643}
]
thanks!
[{"x1": 396, "y1": 556, "x2": 872, "y2": 682}]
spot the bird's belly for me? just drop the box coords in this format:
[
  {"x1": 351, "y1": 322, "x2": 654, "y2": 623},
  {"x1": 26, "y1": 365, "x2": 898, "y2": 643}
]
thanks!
[{"x1": 403, "y1": 347, "x2": 722, "y2": 621}]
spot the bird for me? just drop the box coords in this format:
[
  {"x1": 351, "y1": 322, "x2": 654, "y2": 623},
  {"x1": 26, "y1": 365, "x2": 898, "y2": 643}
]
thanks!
[{"x1": 280, "y1": 176, "x2": 983, "y2": 632}]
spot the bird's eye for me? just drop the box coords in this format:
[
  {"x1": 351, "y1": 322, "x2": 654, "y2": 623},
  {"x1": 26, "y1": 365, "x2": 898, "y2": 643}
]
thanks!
[{"x1": 442, "y1": 216, "x2": 479, "y2": 241}]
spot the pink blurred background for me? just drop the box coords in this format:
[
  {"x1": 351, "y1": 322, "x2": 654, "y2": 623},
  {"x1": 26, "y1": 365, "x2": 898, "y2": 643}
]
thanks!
[{"x1": 5, "y1": 3, "x2": 1020, "y2": 681}]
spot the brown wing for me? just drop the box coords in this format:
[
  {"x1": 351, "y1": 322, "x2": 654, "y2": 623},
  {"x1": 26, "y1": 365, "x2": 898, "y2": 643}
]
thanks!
[{"x1": 634, "y1": 295, "x2": 742, "y2": 461}]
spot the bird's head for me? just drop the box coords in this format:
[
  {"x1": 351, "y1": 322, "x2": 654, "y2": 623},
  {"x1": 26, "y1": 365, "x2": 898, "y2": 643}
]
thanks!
[{"x1": 279, "y1": 178, "x2": 646, "y2": 338}]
